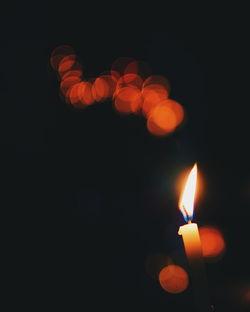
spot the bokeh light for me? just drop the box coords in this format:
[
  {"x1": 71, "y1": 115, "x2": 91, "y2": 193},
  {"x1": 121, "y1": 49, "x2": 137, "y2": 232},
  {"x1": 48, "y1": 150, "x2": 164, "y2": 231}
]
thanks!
[
  {"x1": 114, "y1": 86, "x2": 143, "y2": 114},
  {"x1": 111, "y1": 56, "x2": 136, "y2": 78},
  {"x1": 58, "y1": 58, "x2": 82, "y2": 79},
  {"x1": 199, "y1": 226, "x2": 225, "y2": 260},
  {"x1": 159, "y1": 264, "x2": 189, "y2": 294},
  {"x1": 147, "y1": 104, "x2": 177, "y2": 136},
  {"x1": 116, "y1": 73, "x2": 143, "y2": 91},
  {"x1": 218, "y1": 282, "x2": 250, "y2": 309},
  {"x1": 60, "y1": 70, "x2": 83, "y2": 81},
  {"x1": 147, "y1": 115, "x2": 171, "y2": 136},
  {"x1": 143, "y1": 75, "x2": 171, "y2": 95},
  {"x1": 124, "y1": 60, "x2": 138, "y2": 75},
  {"x1": 242, "y1": 287, "x2": 250, "y2": 304},
  {"x1": 50, "y1": 45, "x2": 75, "y2": 70},
  {"x1": 66, "y1": 82, "x2": 85, "y2": 108},
  {"x1": 124, "y1": 60, "x2": 151, "y2": 80},
  {"x1": 92, "y1": 77, "x2": 110, "y2": 102},
  {"x1": 60, "y1": 76, "x2": 82, "y2": 96},
  {"x1": 51, "y1": 45, "x2": 185, "y2": 134},
  {"x1": 58, "y1": 54, "x2": 77, "y2": 73},
  {"x1": 142, "y1": 85, "x2": 169, "y2": 117},
  {"x1": 64, "y1": 81, "x2": 95, "y2": 108},
  {"x1": 163, "y1": 99, "x2": 185, "y2": 126},
  {"x1": 92, "y1": 75, "x2": 117, "y2": 102},
  {"x1": 78, "y1": 81, "x2": 94, "y2": 106}
]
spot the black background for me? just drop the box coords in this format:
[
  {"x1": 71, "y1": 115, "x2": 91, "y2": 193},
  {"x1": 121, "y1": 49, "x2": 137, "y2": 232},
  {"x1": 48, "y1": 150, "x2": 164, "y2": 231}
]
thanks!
[{"x1": 6, "y1": 2, "x2": 250, "y2": 311}]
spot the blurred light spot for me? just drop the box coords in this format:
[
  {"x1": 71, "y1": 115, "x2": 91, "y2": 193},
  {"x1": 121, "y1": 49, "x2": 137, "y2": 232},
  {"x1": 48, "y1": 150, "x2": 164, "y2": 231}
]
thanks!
[
  {"x1": 115, "y1": 74, "x2": 143, "y2": 96},
  {"x1": 199, "y1": 226, "x2": 225, "y2": 260},
  {"x1": 242, "y1": 287, "x2": 250, "y2": 304},
  {"x1": 142, "y1": 84, "x2": 168, "y2": 117},
  {"x1": 78, "y1": 81, "x2": 94, "y2": 106},
  {"x1": 110, "y1": 70, "x2": 120, "y2": 80},
  {"x1": 92, "y1": 77, "x2": 109, "y2": 102},
  {"x1": 159, "y1": 99, "x2": 184, "y2": 126},
  {"x1": 145, "y1": 253, "x2": 171, "y2": 279},
  {"x1": 114, "y1": 86, "x2": 143, "y2": 114},
  {"x1": 220, "y1": 282, "x2": 250, "y2": 308},
  {"x1": 50, "y1": 45, "x2": 75, "y2": 70},
  {"x1": 60, "y1": 76, "x2": 82, "y2": 96},
  {"x1": 92, "y1": 75, "x2": 117, "y2": 102},
  {"x1": 58, "y1": 55, "x2": 82, "y2": 78},
  {"x1": 103, "y1": 75, "x2": 117, "y2": 97},
  {"x1": 51, "y1": 47, "x2": 184, "y2": 137},
  {"x1": 159, "y1": 265, "x2": 189, "y2": 294},
  {"x1": 124, "y1": 60, "x2": 138, "y2": 75},
  {"x1": 58, "y1": 54, "x2": 77, "y2": 73},
  {"x1": 147, "y1": 104, "x2": 177, "y2": 136},
  {"x1": 124, "y1": 60, "x2": 152, "y2": 80},
  {"x1": 111, "y1": 57, "x2": 136, "y2": 77},
  {"x1": 66, "y1": 82, "x2": 86, "y2": 108},
  {"x1": 60, "y1": 70, "x2": 83, "y2": 81},
  {"x1": 147, "y1": 116, "x2": 169, "y2": 136},
  {"x1": 143, "y1": 75, "x2": 171, "y2": 95}
]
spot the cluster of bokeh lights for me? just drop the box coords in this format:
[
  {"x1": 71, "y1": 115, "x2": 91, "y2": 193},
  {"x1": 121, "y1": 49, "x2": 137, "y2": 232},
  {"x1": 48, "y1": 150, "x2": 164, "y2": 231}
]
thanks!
[
  {"x1": 51, "y1": 45, "x2": 228, "y2": 298},
  {"x1": 50, "y1": 45, "x2": 185, "y2": 136}
]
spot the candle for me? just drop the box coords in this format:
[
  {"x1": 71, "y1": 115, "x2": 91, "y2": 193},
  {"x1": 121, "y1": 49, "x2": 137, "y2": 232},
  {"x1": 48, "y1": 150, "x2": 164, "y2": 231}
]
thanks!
[{"x1": 178, "y1": 163, "x2": 211, "y2": 312}]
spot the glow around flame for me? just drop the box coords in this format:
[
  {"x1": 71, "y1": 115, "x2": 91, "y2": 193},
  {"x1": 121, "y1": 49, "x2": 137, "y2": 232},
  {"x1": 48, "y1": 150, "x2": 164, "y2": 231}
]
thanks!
[{"x1": 179, "y1": 163, "x2": 197, "y2": 222}]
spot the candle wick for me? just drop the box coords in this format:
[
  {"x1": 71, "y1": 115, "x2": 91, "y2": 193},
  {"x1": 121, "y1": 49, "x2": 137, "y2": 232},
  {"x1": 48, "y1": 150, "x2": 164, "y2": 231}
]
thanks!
[{"x1": 182, "y1": 205, "x2": 192, "y2": 223}]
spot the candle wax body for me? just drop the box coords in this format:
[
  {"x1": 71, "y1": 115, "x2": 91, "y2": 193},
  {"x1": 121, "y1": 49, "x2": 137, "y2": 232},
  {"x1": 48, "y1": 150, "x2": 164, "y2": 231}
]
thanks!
[
  {"x1": 179, "y1": 223, "x2": 211, "y2": 312},
  {"x1": 178, "y1": 223, "x2": 203, "y2": 260}
]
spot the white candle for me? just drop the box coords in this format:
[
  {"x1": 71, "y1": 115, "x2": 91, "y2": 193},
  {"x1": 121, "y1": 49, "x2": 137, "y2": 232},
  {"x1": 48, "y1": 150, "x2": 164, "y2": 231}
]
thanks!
[{"x1": 178, "y1": 163, "x2": 211, "y2": 312}]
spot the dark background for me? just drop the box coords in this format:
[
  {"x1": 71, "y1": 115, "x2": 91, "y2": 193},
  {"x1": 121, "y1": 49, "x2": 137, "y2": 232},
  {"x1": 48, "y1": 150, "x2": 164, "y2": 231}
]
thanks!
[{"x1": 6, "y1": 2, "x2": 250, "y2": 311}]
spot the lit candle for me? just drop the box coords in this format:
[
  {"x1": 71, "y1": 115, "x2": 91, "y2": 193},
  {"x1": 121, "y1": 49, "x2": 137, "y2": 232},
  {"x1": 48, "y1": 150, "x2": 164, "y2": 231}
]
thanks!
[{"x1": 178, "y1": 163, "x2": 211, "y2": 312}]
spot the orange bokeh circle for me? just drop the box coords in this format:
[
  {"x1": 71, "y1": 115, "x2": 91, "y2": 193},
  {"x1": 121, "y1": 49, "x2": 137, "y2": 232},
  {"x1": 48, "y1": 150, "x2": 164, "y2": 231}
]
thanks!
[
  {"x1": 199, "y1": 226, "x2": 225, "y2": 259},
  {"x1": 114, "y1": 86, "x2": 143, "y2": 114},
  {"x1": 142, "y1": 84, "x2": 168, "y2": 117},
  {"x1": 147, "y1": 104, "x2": 177, "y2": 136},
  {"x1": 159, "y1": 265, "x2": 189, "y2": 294}
]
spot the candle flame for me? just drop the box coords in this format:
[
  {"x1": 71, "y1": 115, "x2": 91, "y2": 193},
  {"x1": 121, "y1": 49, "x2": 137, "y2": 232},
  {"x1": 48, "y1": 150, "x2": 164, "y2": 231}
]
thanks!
[{"x1": 179, "y1": 163, "x2": 197, "y2": 222}]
